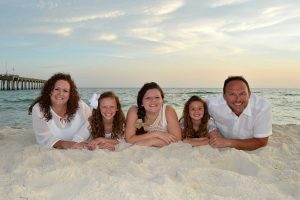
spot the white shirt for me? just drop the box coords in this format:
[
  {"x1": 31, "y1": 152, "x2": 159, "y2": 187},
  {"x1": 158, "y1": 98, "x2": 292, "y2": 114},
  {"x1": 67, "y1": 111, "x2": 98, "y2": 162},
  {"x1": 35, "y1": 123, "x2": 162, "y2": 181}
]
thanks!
[
  {"x1": 207, "y1": 94, "x2": 272, "y2": 139},
  {"x1": 32, "y1": 100, "x2": 92, "y2": 148}
]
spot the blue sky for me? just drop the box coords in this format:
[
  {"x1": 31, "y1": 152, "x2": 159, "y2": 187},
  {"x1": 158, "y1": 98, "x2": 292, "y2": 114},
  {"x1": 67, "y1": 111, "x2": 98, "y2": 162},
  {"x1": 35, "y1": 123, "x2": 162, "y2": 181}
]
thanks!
[{"x1": 0, "y1": 0, "x2": 299, "y2": 88}]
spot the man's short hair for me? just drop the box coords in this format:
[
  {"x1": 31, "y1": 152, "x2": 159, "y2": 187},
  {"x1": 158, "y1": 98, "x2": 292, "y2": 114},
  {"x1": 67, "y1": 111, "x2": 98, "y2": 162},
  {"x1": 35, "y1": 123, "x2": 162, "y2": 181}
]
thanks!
[{"x1": 223, "y1": 76, "x2": 250, "y2": 94}]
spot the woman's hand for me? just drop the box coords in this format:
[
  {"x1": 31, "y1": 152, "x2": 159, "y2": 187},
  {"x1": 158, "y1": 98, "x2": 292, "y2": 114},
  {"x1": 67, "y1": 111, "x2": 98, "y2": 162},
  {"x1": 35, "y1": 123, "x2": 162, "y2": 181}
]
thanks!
[
  {"x1": 152, "y1": 131, "x2": 178, "y2": 144},
  {"x1": 71, "y1": 141, "x2": 89, "y2": 149},
  {"x1": 88, "y1": 137, "x2": 119, "y2": 151}
]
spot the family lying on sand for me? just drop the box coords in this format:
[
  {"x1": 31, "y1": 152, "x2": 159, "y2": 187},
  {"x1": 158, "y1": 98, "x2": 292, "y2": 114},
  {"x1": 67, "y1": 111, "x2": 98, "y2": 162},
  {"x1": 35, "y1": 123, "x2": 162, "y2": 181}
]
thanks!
[{"x1": 28, "y1": 73, "x2": 272, "y2": 151}]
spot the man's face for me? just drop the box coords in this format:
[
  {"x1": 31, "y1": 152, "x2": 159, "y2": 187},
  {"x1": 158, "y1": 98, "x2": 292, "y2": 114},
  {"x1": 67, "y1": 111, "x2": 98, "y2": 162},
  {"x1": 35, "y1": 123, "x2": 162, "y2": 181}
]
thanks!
[{"x1": 223, "y1": 80, "x2": 250, "y2": 116}]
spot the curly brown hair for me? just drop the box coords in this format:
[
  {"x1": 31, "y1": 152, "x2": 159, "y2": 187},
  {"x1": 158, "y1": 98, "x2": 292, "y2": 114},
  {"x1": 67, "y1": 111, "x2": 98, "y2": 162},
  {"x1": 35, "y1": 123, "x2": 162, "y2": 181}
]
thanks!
[
  {"x1": 28, "y1": 73, "x2": 80, "y2": 122},
  {"x1": 181, "y1": 95, "x2": 210, "y2": 138},
  {"x1": 89, "y1": 91, "x2": 125, "y2": 139}
]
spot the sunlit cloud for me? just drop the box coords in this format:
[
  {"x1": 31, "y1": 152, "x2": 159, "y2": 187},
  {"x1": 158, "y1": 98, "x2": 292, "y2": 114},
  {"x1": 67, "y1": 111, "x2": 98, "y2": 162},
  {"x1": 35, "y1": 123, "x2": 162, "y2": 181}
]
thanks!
[
  {"x1": 210, "y1": 0, "x2": 249, "y2": 8},
  {"x1": 147, "y1": 21, "x2": 226, "y2": 54},
  {"x1": 130, "y1": 28, "x2": 163, "y2": 42},
  {"x1": 222, "y1": 6, "x2": 300, "y2": 32},
  {"x1": 95, "y1": 34, "x2": 118, "y2": 41},
  {"x1": 45, "y1": 10, "x2": 125, "y2": 23},
  {"x1": 144, "y1": 0, "x2": 185, "y2": 15},
  {"x1": 52, "y1": 27, "x2": 73, "y2": 36},
  {"x1": 155, "y1": 40, "x2": 191, "y2": 54},
  {"x1": 262, "y1": 6, "x2": 286, "y2": 18},
  {"x1": 27, "y1": 27, "x2": 74, "y2": 36}
]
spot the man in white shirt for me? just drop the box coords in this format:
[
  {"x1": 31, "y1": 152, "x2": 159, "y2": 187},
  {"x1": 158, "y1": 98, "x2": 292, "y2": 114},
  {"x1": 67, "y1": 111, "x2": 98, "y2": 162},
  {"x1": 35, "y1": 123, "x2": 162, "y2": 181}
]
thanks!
[{"x1": 207, "y1": 76, "x2": 272, "y2": 150}]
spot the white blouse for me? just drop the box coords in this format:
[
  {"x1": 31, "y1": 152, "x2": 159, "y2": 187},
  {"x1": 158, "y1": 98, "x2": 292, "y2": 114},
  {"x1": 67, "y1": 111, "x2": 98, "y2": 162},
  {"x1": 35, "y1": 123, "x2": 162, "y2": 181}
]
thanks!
[{"x1": 32, "y1": 100, "x2": 92, "y2": 148}]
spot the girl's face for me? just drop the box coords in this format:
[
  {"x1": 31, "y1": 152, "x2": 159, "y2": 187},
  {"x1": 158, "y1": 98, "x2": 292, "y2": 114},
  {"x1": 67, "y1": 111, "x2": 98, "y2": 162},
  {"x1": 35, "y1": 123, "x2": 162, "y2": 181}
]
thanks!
[
  {"x1": 142, "y1": 89, "x2": 163, "y2": 114},
  {"x1": 50, "y1": 80, "x2": 70, "y2": 107},
  {"x1": 99, "y1": 97, "x2": 118, "y2": 121},
  {"x1": 188, "y1": 101, "x2": 204, "y2": 122}
]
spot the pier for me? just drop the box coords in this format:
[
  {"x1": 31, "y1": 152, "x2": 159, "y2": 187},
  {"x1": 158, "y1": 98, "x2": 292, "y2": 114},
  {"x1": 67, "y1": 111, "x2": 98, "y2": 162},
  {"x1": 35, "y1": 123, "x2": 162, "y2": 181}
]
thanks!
[{"x1": 0, "y1": 74, "x2": 45, "y2": 90}]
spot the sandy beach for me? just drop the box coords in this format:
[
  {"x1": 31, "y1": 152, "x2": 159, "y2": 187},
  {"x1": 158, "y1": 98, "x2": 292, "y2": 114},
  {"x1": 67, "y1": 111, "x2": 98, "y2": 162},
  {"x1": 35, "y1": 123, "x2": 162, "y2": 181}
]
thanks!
[{"x1": 0, "y1": 124, "x2": 299, "y2": 200}]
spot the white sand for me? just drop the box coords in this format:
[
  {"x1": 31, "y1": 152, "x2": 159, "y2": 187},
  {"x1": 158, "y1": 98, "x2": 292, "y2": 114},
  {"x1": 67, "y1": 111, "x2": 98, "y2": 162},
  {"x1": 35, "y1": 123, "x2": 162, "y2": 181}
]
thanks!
[{"x1": 0, "y1": 125, "x2": 299, "y2": 200}]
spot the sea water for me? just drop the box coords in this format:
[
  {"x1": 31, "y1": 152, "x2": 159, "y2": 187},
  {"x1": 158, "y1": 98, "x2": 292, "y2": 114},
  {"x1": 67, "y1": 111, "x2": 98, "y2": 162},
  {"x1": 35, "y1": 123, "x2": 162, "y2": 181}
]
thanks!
[{"x1": 0, "y1": 88, "x2": 299, "y2": 129}]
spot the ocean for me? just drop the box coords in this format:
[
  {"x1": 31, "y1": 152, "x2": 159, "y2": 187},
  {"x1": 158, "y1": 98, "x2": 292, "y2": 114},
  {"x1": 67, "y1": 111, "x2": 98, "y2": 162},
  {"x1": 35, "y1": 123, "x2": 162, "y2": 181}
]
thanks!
[{"x1": 0, "y1": 88, "x2": 299, "y2": 129}]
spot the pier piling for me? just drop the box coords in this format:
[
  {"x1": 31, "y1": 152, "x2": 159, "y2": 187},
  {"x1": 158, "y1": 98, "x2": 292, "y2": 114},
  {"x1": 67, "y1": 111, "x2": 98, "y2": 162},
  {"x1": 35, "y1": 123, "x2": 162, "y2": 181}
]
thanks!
[{"x1": 0, "y1": 74, "x2": 45, "y2": 90}]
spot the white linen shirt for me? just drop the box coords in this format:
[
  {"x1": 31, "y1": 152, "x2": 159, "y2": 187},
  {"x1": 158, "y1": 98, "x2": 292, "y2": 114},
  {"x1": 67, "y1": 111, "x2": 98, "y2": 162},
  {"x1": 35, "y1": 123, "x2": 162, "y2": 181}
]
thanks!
[
  {"x1": 32, "y1": 100, "x2": 92, "y2": 148},
  {"x1": 206, "y1": 94, "x2": 272, "y2": 139}
]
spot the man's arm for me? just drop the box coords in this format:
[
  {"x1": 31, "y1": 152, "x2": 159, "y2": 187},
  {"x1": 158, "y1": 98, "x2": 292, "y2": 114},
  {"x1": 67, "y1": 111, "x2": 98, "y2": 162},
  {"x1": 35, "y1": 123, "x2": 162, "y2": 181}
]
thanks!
[{"x1": 209, "y1": 133, "x2": 269, "y2": 151}]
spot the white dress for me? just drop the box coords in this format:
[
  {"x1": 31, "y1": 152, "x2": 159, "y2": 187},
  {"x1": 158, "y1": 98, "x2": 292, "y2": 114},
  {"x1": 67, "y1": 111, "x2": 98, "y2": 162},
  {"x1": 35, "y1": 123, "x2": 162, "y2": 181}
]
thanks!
[
  {"x1": 32, "y1": 100, "x2": 92, "y2": 148},
  {"x1": 143, "y1": 104, "x2": 167, "y2": 133}
]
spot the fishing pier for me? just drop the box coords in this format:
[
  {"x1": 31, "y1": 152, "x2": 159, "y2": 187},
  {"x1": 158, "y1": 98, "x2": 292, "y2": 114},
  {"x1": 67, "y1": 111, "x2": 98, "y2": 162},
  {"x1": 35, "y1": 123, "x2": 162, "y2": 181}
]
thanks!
[{"x1": 0, "y1": 74, "x2": 45, "y2": 90}]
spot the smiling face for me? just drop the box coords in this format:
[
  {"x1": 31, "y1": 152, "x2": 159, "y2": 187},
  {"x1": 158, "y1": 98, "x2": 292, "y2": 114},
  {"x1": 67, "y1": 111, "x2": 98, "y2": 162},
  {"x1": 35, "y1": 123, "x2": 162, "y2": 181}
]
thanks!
[
  {"x1": 223, "y1": 80, "x2": 250, "y2": 116},
  {"x1": 189, "y1": 101, "x2": 204, "y2": 122},
  {"x1": 142, "y1": 89, "x2": 163, "y2": 114},
  {"x1": 99, "y1": 97, "x2": 118, "y2": 121},
  {"x1": 50, "y1": 80, "x2": 70, "y2": 107}
]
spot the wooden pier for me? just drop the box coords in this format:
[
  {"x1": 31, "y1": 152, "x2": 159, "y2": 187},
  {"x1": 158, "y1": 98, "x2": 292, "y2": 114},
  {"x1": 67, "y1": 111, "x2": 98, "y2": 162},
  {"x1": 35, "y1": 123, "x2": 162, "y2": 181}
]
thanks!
[{"x1": 0, "y1": 74, "x2": 45, "y2": 90}]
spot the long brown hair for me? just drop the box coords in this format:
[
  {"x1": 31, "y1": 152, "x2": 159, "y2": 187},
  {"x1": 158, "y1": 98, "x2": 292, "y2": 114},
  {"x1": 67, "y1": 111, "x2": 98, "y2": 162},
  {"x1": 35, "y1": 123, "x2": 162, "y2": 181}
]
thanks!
[
  {"x1": 136, "y1": 82, "x2": 164, "y2": 135},
  {"x1": 181, "y1": 95, "x2": 210, "y2": 138},
  {"x1": 89, "y1": 91, "x2": 125, "y2": 139},
  {"x1": 28, "y1": 73, "x2": 79, "y2": 122}
]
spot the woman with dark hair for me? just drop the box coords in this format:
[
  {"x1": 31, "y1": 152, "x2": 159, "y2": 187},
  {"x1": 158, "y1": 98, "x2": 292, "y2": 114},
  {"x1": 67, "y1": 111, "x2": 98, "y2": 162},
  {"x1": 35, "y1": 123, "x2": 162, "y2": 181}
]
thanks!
[
  {"x1": 180, "y1": 96, "x2": 216, "y2": 147},
  {"x1": 28, "y1": 73, "x2": 91, "y2": 149},
  {"x1": 125, "y1": 82, "x2": 181, "y2": 147},
  {"x1": 87, "y1": 91, "x2": 125, "y2": 151}
]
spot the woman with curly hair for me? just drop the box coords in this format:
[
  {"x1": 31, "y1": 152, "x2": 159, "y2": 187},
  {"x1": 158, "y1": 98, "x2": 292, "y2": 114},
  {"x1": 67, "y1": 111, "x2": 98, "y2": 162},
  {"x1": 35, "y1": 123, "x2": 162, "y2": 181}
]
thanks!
[
  {"x1": 28, "y1": 73, "x2": 91, "y2": 149},
  {"x1": 180, "y1": 95, "x2": 216, "y2": 147},
  {"x1": 125, "y1": 82, "x2": 181, "y2": 147},
  {"x1": 87, "y1": 91, "x2": 125, "y2": 151}
]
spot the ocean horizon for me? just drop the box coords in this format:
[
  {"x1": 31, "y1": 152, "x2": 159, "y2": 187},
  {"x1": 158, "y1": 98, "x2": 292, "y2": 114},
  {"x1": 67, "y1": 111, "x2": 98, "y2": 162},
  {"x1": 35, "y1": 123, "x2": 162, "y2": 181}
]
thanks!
[{"x1": 0, "y1": 87, "x2": 299, "y2": 129}]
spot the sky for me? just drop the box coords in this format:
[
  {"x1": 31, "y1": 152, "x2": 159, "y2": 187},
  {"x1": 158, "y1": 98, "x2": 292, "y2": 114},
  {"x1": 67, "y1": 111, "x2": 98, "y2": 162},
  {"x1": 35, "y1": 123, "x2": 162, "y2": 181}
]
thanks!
[{"x1": 0, "y1": 0, "x2": 299, "y2": 88}]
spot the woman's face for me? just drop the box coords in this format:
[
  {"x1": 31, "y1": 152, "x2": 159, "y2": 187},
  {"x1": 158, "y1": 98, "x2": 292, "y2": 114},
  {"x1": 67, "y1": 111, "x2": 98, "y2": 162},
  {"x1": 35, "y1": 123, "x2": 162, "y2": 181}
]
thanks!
[
  {"x1": 99, "y1": 97, "x2": 118, "y2": 121},
  {"x1": 189, "y1": 101, "x2": 204, "y2": 122},
  {"x1": 142, "y1": 89, "x2": 163, "y2": 114},
  {"x1": 50, "y1": 80, "x2": 70, "y2": 107}
]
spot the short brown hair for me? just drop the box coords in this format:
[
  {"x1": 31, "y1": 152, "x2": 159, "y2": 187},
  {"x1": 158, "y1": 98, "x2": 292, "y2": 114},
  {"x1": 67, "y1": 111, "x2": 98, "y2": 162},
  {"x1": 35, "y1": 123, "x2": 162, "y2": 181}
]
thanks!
[{"x1": 223, "y1": 76, "x2": 250, "y2": 94}]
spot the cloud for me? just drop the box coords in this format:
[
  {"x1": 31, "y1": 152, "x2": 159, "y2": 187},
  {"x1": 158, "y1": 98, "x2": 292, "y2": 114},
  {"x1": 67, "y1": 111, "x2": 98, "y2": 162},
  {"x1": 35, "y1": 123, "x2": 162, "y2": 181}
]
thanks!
[
  {"x1": 36, "y1": 0, "x2": 59, "y2": 9},
  {"x1": 130, "y1": 19, "x2": 226, "y2": 54},
  {"x1": 144, "y1": 0, "x2": 185, "y2": 15},
  {"x1": 52, "y1": 27, "x2": 73, "y2": 36},
  {"x1": 130, "y1": 28, "x2": 163, "y2": 42},
  {"x1": 27, "y1": 27, "x2": 74, "y2": 37},
  {"x1": 95, "y1": 34, "x2": 118, "y2": 41},
  {"x1": 45, "y1": 10, "x2": 125, "y2": 23},
  {"x1": 210, "y1": 0, "x2": 249, "y2": 8},
  {"x1": 222, "y1": 6, "x2": 300, "y2": 32}
]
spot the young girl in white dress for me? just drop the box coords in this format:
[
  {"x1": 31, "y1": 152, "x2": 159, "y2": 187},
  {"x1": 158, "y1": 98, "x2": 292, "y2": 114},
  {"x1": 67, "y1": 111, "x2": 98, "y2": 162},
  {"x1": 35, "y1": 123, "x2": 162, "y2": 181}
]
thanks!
[{"x1": 88, "y1": 91, "x2": 125, "y2": 151}]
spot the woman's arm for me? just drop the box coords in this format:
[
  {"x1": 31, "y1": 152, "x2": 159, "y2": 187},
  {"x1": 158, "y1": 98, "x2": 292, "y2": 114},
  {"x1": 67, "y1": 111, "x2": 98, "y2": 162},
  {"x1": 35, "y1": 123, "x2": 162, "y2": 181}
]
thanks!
[
  {"x1": 125, "y1": 106, "x2": 176, "y2": 146},
  {"x1": 32, "y1": 103, "x2": 89, "y2": 150},
  {"x1": 72, "y1": 100, "x2": 92, "y2": 142},
  {"x1": 183, "y1": 138, "x2": 209, "y2": 147},
  {"x1": 165, "y1": 106, "x2": 182, "y2": 140},
  {"x1": 32, "y1": 104, "x2": 62, "y2": 148},
  {"x1": 53, "y1": 140, "x2": 88, "y2": 149},
  {"x1": 134, "y1": 137, "x2": 168, "y2": 147},
  {"x1": 88, "y1": 137, "x2": 119, "y2": 150}
]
